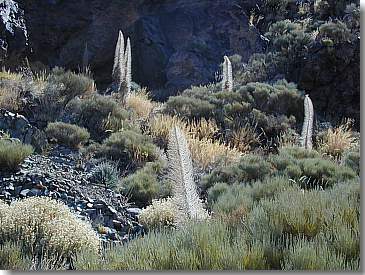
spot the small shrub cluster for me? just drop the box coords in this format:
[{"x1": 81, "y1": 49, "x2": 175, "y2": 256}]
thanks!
[
  {"x1": 47, "y1": 67, "x2": 96, "y2": 104},
  {"x1": 118, "y1": 161, "x2": 169, "y2": 207},
  {"x1": 66, "y1": 95, "x2": 131, "y2": 140},
  {"x1": 318, "y1": 21, "x2": 352, "y2": 45},
  {"x1": 45, "y1": 122, "x2": 90, "y2": 148},
  {"x1": 270, "y1": 146, "x2": 357, "y2": 188},
  {"x1": 139, "y1": 198, "x2": 176, "y2": 230},
  {"x1": 0, "y1": 139, "x2": 34, "y2": 172},
  {"x1": 32, "y1": 67, "x2": 96, "y2": 125},
  {"x1": 96, "y1": 130, "x2": 158, "y2": 165},
  {"x1": 202, "y1": 154, "x2": 272, "y2": 192},
  {"x1": 341, "y1": 149, "x2": 360, "y2": 175},
  {"x1": 0, "y1": 197, "x2": 99, "y2": 270},
  {"x1": 165, "y1": 80, "x2": 303, "y2": 143}
]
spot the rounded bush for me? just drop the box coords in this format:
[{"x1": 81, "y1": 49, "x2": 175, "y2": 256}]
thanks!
[
  {"x1": 139, "y1": 198, "x2": 176, "y2": 230},
  {"x1": 0, "y1": 197, "x2": 99, "y2": 269},
  {"x1": 298, "y1": 157, "x2": 357, "y2": 188},
  {"x1": 341, "y1": 149, "x2": 360, "y2": 175},
  {"x1": 202, "y1": 154, "x2": 272, "y2": 191},
  {"x1": 46, "y1": 122, "x2": 90, "y2": 148},
  {"x1": 98, "y1": 130, "x2": 158, "y2": 164},
  {"x1": 67, "y1": 95, "x2": 130, "y2": 140},
  {"x1": 0, "y1": 139, "x2": 34, "y2": 172},
  {"x1": 119, "y1": 161, "x2": 169, "y2": 207}
]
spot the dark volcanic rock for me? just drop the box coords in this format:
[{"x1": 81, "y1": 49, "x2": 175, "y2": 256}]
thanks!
[
  {"x1": 0, "y1": 108, "x2": 47, "y2": 151},
  {"x1": 15, "y1": 0, "x2": 264, "y2": 95},
  {"x1": 0, "y1": 0, "x2": 28, "y2": 64}
]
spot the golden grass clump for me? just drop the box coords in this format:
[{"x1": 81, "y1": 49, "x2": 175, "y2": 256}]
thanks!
[
  {"x1": 0, "y1": 69, "x2": 22, "y2": 81},
  {"x1": 188, "y1": 137, "x2": 242, "y2": 169},
  {"x1": 186, "y1": 118, "x2": 219, "y2": 140},
  {"x1": 0, "y1": 86, "x2": 22, "y2": 112},
  {"x1": 319, "y1": 119, "x2": 357, "y2": 159},
  {"x1": 149, "y1": 114, "x2": 187, "y2": 143},
  {"x1": 125, "y1": 88, "x2": 155, "y2": 119},
  {"x1": 149, "y1": 114, "x2": 241, "y2": 168},
  {"x1": 229, "y1": 124, "x2": 260, "y2": 153}
]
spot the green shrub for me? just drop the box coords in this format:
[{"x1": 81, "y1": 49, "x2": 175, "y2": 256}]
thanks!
[
  {"x1": 278, "y1": 146, "x2": 320, "y2": 159},
  {"x1": 250, "y1": 176, "x2": 298, "y2": 202},
  {"x1": 76, "y1": 221, "x2": 249, "y2": 270},
  {"x1": 298, "y1": 157, "x2": 357, "y2": 188},
  {"x1": 165, "y1": 85, "x2": 217, "y2": 120},
  {"x1": 45, "y1": 122, "x2": 90, "y2": 148},
  {"x1": 202, "y1": 154, "x2": 272, "y2": 191},
  {"x1": 319, "y1": 21, "x2": 352, "y2": 44},
  {"x1": 47, "y1": 67, "x2": 95, "y2": 104},
  {"x1": 0, "y1": 197, "x2": 99, "y2": 270},
  {"x1": 233, "y1": 53, "x2": 279, "y2": 84},
  {"x1": 89, "y1": 161, "x2": 119, "y2": 189},
  {"x1": 33, "y1": 68, "x2": 96, "y2": 125},
  {"x1": 118, "y1": 161, "x2": 169, "y2": 207},
  {"x1": 67, "y1": 95, "x2": 131, "y2": 140},
  {"x1": 165, "y1": 80, "x2": 303, "y2": 142},
  {"x1": 241, "y1": 241, "x2": 268, "y2": 270},
  {"x1": 341, "y1": 149, "x2": 360, "y2": 175},
  {"x1": 211, "y1": 184, "x2": 254, "y2": 226},
  {"x1": 246, "y1": 180, "x2": 360, "y2": 255},
  {"x1": 265, "y1": 20, "x2": 313, "y2": 71},
  {"x1": 207, "y1": 182, "x2": 229, "y2": 206},
  {"x1": 97, "y1": 130, "x2": 158, "y2": 165},
  {"x1": 282, "y1": 237, "x2": 353, "y2": 270},
  {"x1": 0, "y1": 140, "x2": 34, "y2": 171},
  {"x1": 268, "y1": 146, "x2": 357, "y2": 188}
]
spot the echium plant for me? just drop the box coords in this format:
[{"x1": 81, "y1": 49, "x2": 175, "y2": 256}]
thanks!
[
  {"x1": 167, "y1": 126, "x2": 209, "y2": 226},
  {"x1": 222, "y1": 55, "x2": 233, "y2": 92},
  {"x1": 300, "y1": 94, "x2": 314, "y2": 149},
  {"x1": 112, "y1": 30, "x2": 132, "y2": 101}
]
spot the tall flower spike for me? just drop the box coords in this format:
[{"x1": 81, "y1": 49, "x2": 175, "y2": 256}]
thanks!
[
  {"x1": 300, "y1": 95, "x2": 314, "y2": 149},
  {"x1": 222, "y1": 55, "x2": 233, "y2": 92},
  {"x1": 222, "y1": 56, "x2": 228, "y2": 89},
  {"x1": 167, "y1": 126, "x2": 209, "y2": 226},
  {"x1": 124, "y1": 37, "x2": 132, "y2": 95},
  {"x1": 112, "y1": 30, "x2": 125, "y2": 82}
]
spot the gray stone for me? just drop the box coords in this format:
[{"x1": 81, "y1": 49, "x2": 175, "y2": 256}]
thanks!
[
  {"x1": 127, "y1": 207, "x2": 142, "y2": 216},
  {"x1": 20, "y1": 189, "x2": 30, "y2": 197},
  {"x1": 0, "y1": 109, "x2": 47, "y2": 152}
]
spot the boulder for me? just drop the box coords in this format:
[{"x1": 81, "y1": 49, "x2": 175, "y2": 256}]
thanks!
[{"x1": 0, "y1": 108, "x2": 47, "y2": 151}]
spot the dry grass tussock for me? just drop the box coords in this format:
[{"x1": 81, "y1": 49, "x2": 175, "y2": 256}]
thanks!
[
  {"x1": 149, "y1": 114, "x2": 242, "y2": 168},
  {"x1": 318, "y1": 119, "x2": 358, "y2": 159},
  {"x1": 125, "y1": 88, "x2": 155, "y2": 119}
]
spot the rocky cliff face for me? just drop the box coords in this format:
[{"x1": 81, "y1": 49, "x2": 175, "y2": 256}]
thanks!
[
  {"x1": 0, "y1": 0, "x2": 27, "y2": 63},
  {"x1": 3, "y1": 0, "x2": 264, "y2": 95}
]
